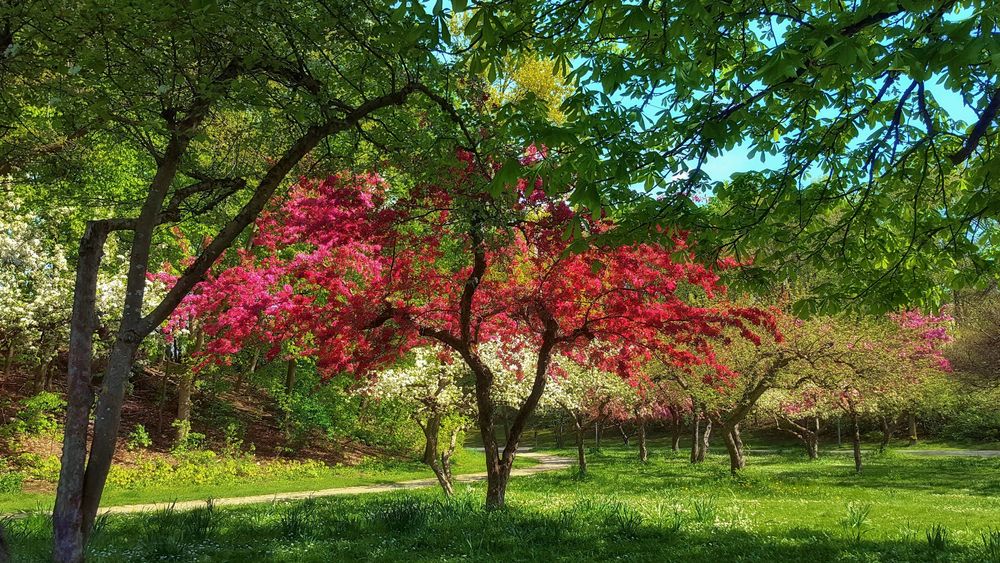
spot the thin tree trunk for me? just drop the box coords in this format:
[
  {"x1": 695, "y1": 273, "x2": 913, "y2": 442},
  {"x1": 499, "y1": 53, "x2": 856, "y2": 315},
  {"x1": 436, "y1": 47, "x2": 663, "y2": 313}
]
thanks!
[
  {"x1": 34, "y1": 357, "x2": 52, "y2": 393},
  {"x1": 284, "y1": 358, "x2": 296, "y2": 394},
  {"x1": 422, "y1": 414, "x2": 442, "y2": 466},
  {"x1": 697, "y1": 419, "x2": 712, "y2": 462},
  {"x1": 594, "y1": 420, "x2": 602, "y2": 449},
  {"x1": 3, "y1": 343, "x2": 15, "y2": 376},
  {"x1": 837, "y1": 416, "x2": 842, "y2": 447},
  {"x1": 907, "y1": 412, "x2": 918, "y2": 446},
  {"x1": 575, "y1": 418, "x2": 587, "y2": 475},
  {"x1": 851, "y1": 411, "x2": 862, "y2": 474},
  {"x1": 878, "y1": 416, "x2": 894, "y2": 453},
  {"x1": 235, "y1": 347, "x2": 260, "y2": 393},
  {"x1": 176, "y1": 372, "x2": 193, "y2": 443},
  {"x1": 619, "y1": 423, "x2": 631, "y2": 445},
  {"x1": 52, "y1": 221, "x2": 110, "y2": 563},
  {"x1": 637, "y1": 418, "x2": 648, "y2": 462},
  {"x1": 175, "y1": 328, "x2": 204, "y2": 444},
  {"x1": 556, "y1": 420, "x2": 565, "y2": 449},
  {"x1": 690, "y1": 416, "x2": 700, "y2": 463},
  {"x1": 671, "y1": 416, "x2": 682, "y2": 452},
  {"x1": 722, "y1": 426, "x2": 745, "y2": 473}
]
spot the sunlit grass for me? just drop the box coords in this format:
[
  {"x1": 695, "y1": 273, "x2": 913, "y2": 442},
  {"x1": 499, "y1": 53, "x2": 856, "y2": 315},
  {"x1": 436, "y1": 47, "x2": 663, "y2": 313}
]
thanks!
[{"x1": 6, "y1": 445, "x2": 1000, "y2": 561}]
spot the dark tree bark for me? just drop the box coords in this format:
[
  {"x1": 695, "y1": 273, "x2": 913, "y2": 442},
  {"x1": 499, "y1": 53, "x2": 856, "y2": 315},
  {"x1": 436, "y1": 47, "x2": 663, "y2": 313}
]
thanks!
[
  {"x1": 53, "y1": 221, "x2": 110, "y2": 563},
  {"x1": 284, "y1": 358, "x2": 297, "y2": 394},
  {"x1": 878, "y1": 415, "x2": 895, "y2": 453},
  {"x1": 2, "y1": 344, "x2": 14, "y2": 376},
  {"x1": 637, "y1": 417, "x2": 648, "y2": 462},
  {"x1": 777, "y1": 415, "x2": 820, "y2": 460},
  {"x1": 670, "y1": 414, "x2": 682, "y2": 452},
  {"x1": 690, "y1": 415, "x2": 701, "y2": 463},
  {"x1": 618, "y1": 422, "x2": 631, "y2": 445},
  {"x1": 175, "y1": 327, "x2": 204, "y2": 444},
  {"x1": 907, "y1": 412, "x2": 918, "y2": 446},
  {"x1": 421, "y1": 414, "x2": 442, "y2": 466},
  {"x1": 851, "y1": 411, "x2": 863, "y2": 474}
]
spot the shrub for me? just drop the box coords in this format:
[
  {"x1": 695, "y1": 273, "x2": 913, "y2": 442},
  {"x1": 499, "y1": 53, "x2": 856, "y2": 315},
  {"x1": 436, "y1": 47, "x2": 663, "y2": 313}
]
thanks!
[
  {"x1": 2, "y1": 392, "x2": 66, "y2": 437},
  {"x1": 0, "y1": 471, "x2": 24, "y2": 494},
  {"x1": 126, "y1": 424, "x2": 153, "y2": 451}
]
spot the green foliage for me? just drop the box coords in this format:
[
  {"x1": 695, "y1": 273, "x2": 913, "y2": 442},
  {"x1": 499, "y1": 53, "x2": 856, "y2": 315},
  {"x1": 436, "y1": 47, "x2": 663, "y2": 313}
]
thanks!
[
  {"x1": 125, "y1": 424, "x2": 152, "y2": 451},
  {"x1": 841, "y1": 502, "x2": 873, "y2": 544},
  {"x1": 982, "y1": 529, "x2": 1000, "y2": 563},
  {"x1": 169, "y1": 420, "x2": 205, "y2": 453},
  {"x1": 105, "y1": 451, "x2": 327, "y2": 491},
  {"x1": 926, "y1": 524, "x2": 949, "y2": 552},
  {"x1": 2, "y1": 392, "x2": 65, "y2": 437},
  {"x1": 0, "y1": 471, "x2": 24, "y2": 494}
]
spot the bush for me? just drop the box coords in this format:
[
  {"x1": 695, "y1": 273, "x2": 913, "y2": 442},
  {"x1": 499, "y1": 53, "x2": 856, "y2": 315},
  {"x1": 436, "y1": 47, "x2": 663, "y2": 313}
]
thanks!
[
  {"x1": 0, "y1": 471, "x2": 24, "y2": 494},
  {"x1": 2, "y1": 392, "x2": 66, "y2": 437},
  {"x1": 126, "y1": 424, "x2": 153, "y2": 451}
]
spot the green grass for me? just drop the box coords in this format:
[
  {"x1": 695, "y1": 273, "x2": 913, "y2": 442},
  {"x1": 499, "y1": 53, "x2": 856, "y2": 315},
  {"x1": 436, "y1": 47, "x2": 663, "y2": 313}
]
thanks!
[
  {"x1": 0, "y1": 448, "x2": 536, "y2": 514},
  {"x1": 6, "y1": 445, "x2": 1000, "y2": 561}
]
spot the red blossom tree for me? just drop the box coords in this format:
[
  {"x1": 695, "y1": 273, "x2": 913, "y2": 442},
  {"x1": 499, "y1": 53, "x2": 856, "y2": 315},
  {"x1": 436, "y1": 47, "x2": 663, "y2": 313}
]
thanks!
[{"x1": 169, "y1": 152, "x2": 777, "y2": 507}]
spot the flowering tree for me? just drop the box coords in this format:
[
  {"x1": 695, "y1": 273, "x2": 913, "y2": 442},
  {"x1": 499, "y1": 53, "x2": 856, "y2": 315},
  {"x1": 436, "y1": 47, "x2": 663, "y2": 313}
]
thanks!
[
  {"x1": 175, "y1": 153, "x2": 777, "y2": 507},
  {"x1": 363, "y1": 346, "x2": 473, "y2": 495},
  {"x1": 808, "y1": 311, "x2": 952, "y2": 473}
]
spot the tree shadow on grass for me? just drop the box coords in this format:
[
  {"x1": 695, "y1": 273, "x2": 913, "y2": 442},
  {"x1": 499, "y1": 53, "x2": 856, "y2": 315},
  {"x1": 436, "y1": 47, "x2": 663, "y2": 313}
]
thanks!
[{"x1": 5, "y1": 491, "x2": 988, "y2": 562}]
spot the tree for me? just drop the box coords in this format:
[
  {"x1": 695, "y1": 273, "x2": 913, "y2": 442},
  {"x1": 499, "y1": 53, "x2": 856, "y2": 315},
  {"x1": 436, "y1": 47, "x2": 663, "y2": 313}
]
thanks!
[
  {"x1": 364, "y1": 346, "x2": 473, "y2": 495},
  {"x1": 453, "y1": 0, "x2": 1000, "y2": 312},
  {"x1": 176, "y1": 155, "x2": 777, "y2": 508},
  {"x1": 0, "y1": 2, "x2": 463, "y2": 558},
  {"x1": 539, "y1": 359, "x2": 632, "y2": 474}
]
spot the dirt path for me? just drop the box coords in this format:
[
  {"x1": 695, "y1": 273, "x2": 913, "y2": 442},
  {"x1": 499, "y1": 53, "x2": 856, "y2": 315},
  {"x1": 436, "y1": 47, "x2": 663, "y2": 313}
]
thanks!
[
  {"x1": 747, "y1": 448, "x2": 1000, "y2": 458},
  {"x1": 96, "y1": 452, "x2": 572, "y2": 516}
]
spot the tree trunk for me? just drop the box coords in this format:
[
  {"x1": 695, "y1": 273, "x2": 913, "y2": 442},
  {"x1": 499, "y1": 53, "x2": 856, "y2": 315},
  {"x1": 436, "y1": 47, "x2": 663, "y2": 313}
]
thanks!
[
  {"x1": 284, "y1": 358, "x2": 297, "y2": 394},
  {"x1": 696, "y1": 419, "x2": 712, "y2": 462},
  {"x1": 175, "y1": 328, "x2": 204, "y2": 444},
  {"x1": 878, "y1": 416, "x2": 894, "y2": 453},
  {"x1": 690, "y1": 416, "x2": 700, "y2": 463},
  {"x1": 421, "y1": 414, "x2": 458, "y2": 496},
  {"x1": 235, "y1": 347, "x2": 260, "y2": 393},
  {"x1": 671, "y1": 417, "x2": 682, "y2": 452},
  {"x1": 722, "y1": 426, "x2": 745, "y2": 473},
  {"x1": 637, "y1": 418, "x2": 648, "y2": 462},
  {"x1": 34, "y1": 357, "x2": 52, "y2": 393},
  {"x1": 3, "y1": 343, "x2": 15, "y2": 376},
  {"x1": 907, "y1": 412, "x2": 918, "y2": 446},
  {"x1": 851, "y1": 411, "x2": 862, "y2": 474},
  {"x1": 421, "y1": 414, "x2": 442, "y2": 466},
  {"x1": 53, "y1": 221, "x2": 110, "y2": 563},
  {"x1": 556, "y1": 420, "x2": 565, "y2": 449},
  {"x1": 575, "y1": 419, "x2": 587, "y2": 475},
  {"x1": 175, "y1": 372, "x2": 193, "y2": 443},
  {"x1": 837, "y1": 416, "x2": 842, "y2": 447},
  {"x1": 618, "y1": 423, "x2": 631, "y2": 445},
  {"x1": 594, "y1": 420, "x2": 602, "y2": 449}
]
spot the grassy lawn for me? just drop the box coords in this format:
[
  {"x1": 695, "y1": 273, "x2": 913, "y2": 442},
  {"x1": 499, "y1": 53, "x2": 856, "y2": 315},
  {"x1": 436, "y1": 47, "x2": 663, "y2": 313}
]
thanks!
[
  {"x1": 7, "y1": 445, "x2": 1000, "y2": 561},
  {"x1": 0, "y1": 448, "x2": 536, "y2": 514}
]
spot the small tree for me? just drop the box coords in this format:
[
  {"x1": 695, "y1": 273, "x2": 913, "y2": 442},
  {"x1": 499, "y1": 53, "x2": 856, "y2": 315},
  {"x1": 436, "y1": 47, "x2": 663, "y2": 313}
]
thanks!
[{"x1": 365, "y1": 346, "x2": 472, "y2": 495}]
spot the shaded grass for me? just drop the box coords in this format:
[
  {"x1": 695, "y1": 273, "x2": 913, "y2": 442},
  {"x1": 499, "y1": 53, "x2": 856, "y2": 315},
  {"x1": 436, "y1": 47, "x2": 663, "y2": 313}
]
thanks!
[{"x1": 7, "y1": 446, "x2": 1000, "y2": 561}]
